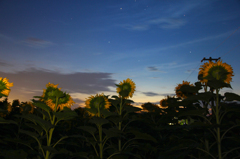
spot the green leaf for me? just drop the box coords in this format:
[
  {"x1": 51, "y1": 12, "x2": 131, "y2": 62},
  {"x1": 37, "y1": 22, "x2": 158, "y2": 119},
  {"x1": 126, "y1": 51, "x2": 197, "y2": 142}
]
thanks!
[
  {"x1": 89, "y1": 116, "x2": 109, "y2": 126},
  {"x1": 84, "y1": 107, "x2": 98, "y2": 115},
  {"x1": 127, "y1": 130, "x2": 157, "y2": 143},
  {"x1": 178, "y1": 109, "x2": 207, "y2": 117},
  {"x1": 224, "y1": 92, "x2": 240, "y2": 101},
  {"x1": 3, "y1": 137, "x2": 34, "y2": 150},
  {"x1": 111, "y1": 95, "x2": 119, "y2": 99},
  {"x1": 77, "y1": 126, "x2": 97, "y2": 135},
  {"x1": 184, "y1": 92, "x2": 214, "y2": 102},
  {"x1": 19, "y1": 129, "x2": 39, "y2": 142},
  {"x1": 107, "y1": 115, "x2": 122, "y2": 125},
  {"x1": 71, "y1": 152, "x2": 89, "y2": 158},
  {"x1": 52, "y1": 107, "x2": 77, "y2": 123},
  {"x1": 35, "y1": 108, "x2": 50, "y2": 120},
  {"x1": 124, "y1": 99, "x2": 134, "y2": 104},
  {"x1": 102, "y1": 128, "x2": 123, "y2": 139},
  {"x1": 33, "y1": 96, "x2": 43, "y2": 99},
  {"x1": 32, "y1": 99, "x2": 51, "y2": 113},
  {"x1": 1, "y1": 149, "x2": 28, "y2": 159},
  {"x1": 18, "y1": 114, "x2": 54, "y2": 132},
  {"x1": 124, "y1": 105, "x2": 141, "y2": 114},
  {"x1": 178, "y1": 84, "x2": 199, "y2": 94},
  {"x1": 24, "y1": 122, "x2": 43, "y2": 135},
  {"x1": 207, "y1": 80, "x2": 232, "y2": 89},
  {"x1": 42, "y1": 146, "x2": 58, "y2": 153},
  {"x1": 109, "y1": 99, "x2": 120, "y2": 107},
  {"x1": 0, "y1": 117, "x2": 18, "y2": 124},
  {"x1": 101, "y1": 109, "x2": 115, "y2": 118}
]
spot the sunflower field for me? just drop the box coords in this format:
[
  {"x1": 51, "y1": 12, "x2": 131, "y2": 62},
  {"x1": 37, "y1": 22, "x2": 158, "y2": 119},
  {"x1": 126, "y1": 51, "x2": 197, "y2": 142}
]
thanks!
[{"x1": 1, "y1": 60, "x2": 240, "y2": 159}]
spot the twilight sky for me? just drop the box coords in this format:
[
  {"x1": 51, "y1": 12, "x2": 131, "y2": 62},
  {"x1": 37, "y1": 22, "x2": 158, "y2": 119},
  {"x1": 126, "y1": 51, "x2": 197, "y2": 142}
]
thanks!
[{"x1": 0, "y1": 0, "x2": 240, "y2": 110}]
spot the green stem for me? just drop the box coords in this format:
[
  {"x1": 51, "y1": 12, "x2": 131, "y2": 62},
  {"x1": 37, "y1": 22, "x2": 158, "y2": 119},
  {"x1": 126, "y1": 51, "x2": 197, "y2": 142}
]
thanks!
[
  {"x1": 98, "y1": 108, "x2": 103, "y2": 159},
  {"x1": 215, "y1": 89, "x2": 222, "y2": 159},
  {"x1": 45, "y1": 97, "x2": 58, "y2": 159},
  {"x1": 118, "y1": 97, "x2": 123, "y2": 152},
  {"x1": 98, "y1": 125, "x2": 103, "y2": 159}
]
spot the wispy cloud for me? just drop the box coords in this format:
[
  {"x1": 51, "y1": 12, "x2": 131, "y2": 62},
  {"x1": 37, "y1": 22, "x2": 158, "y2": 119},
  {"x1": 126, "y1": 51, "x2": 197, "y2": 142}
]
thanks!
[
  {"x1": 0, "y1": 60, "x2": 13, "y2": 67},
  {"x1": 21, "y1": 37, "x2": 54, "y2": 48},
  {"x1": 142, "y1": 91, "x2": 175, "y2": 97},
  {"x1": 185, "y1": 68, "x2": 198, "y2": 74},
  {"x1": 114, "y1": 0, "x2": 209, "y2": 31},
  {"x1": 142, "y1": 92, "x2": 159, "y2": 96},
  {"x1": 148, "y1": 18, "x2": 186, "y2": 29},
  {"x1": 0, "y1": 33, "x2": 13, "y2": 41},
  {"x1": 147, "y1": 66, "x2": 166, "y2": 73}
]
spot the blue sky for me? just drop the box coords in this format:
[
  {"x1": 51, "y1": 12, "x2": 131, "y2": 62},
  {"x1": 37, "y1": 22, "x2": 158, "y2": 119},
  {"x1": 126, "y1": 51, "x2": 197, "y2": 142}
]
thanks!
[{"x1": 0, "y1": 0, "x2": 240, "y2": 110}]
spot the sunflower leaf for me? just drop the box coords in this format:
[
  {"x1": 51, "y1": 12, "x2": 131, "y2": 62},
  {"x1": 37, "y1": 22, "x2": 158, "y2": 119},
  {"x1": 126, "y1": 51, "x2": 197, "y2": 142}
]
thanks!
[
  {"x1": 89, "y1": 116, "x2": 109, "y2": 126},
  {"x1": 111, "y1": 95, "x2": 119, "y2": 99},
  {"x1": 109, "y1": 99, "x2": 120, "y2": 107},
  {"x1": 0, "y1": 117, "x2": 18, "y2": 124},
  {"x1": 32, "y1": 99, "x2": 51, "y2": 113},
  {"x1": 18, "y1": 114, "x2": 54, "y2": 132},
  {"x1": 101, "y1": 109, "x2": 115, "y2": 118},
  {"x1": 77, "y1": 126, "x2": 97, "y2": 135},
  {"x1": 178, "y1": 109, "x2": 207, "y2": 118},
  {"x1": 127, "y1": 130, "x2": 157, "y2": 143},
  {"x1": 124, "y1": 105, "x2": 141, "y2": 114},
  {"x1": 42, "y1": 146, "x2": 58, "y2": 154},
  {"x1": 224, "y1": 92, "x2": 240, "y2": 101},
  {"x1": 0, "y1": 149, "x2": 28, "y2": 159},
  {"x1": 23, "y1": 122, "x2": 43, "y2": 135},
  {"x1": 52, "y1": 107, "x2": 78, "y2": 122},
  {"x1": 19, "y1": 129, "x2": 40, "y2": 141},
  {"x1": 102, "y1": 128, "x2": 123, "y2": 139},
  {"x1": 207, "y1": 80, "x2": 232, "y2": 89},
  {"x1": 184, "y1": 92, "x2": 214, "y2": 102}
]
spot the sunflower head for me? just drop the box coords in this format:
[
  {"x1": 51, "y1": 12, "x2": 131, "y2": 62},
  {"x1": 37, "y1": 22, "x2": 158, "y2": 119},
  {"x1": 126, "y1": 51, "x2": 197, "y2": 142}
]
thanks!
[
  {"x1": 0, "y1": 77, "x2": 13, "y2": 97},
  {"x1": 0, "y1": 100, "x2": 12, "y2": 118},
  {"x1": 202, "y1": 60, "x2": 234, "y2": 84},
  {"x1": 141, "y1": 102, "x2": 160, "y2": 112},
  {"x1": 20, "y1": 102, "x2": 35, "y2": 114},
  {"x1": 116, "y1": 78, "x2": 136, "y2": 99},
  {"x1": 160, "y1": 98, "x2": 168, "y2": 108},
  {"x1": 198, "y1": 62, "x2": 213, "y2": 84},
  {"x1": 85, "y1": 93, "x2": 111, "y2": 117},
  {"x1": 175, "y1": 81, "x2": 195, "y2": 99},
  {"x1": 40, "y1": 82, "x2": 75, "y2": 111}
]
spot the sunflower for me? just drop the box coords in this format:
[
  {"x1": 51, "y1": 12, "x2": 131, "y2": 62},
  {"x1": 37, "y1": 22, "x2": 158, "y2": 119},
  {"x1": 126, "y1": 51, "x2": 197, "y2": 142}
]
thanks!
[
  {"x1": 19, "y1": 102, "x2": 35, "y2": 114},
  {"x1": 175, "y1": 81, "x2": 195, "y2": 99},
  {"x1": 0, "y1": 102, "x2": 12, "y2": 118},
  {"x1": 85, "y1": 93, "x2": 111, "y2": 117},
  {"x1": 40, "y1": 82, "x2": 75, "y2": 111},
  {"x1": 116, "y1": 78, "x2": 136, "y2": 98},
  {"x1": 202, "y1": 60, "x2": 234, "y2": 84},
  {"x1": 199, "y1": 61, "x2": 213, "y2": 84},
  {"x1": 0, "y1": 77, "x2": 13, "y2": 97},
  {"x1": 160, "y1": 98, "x2": 168, "y2": 108}
]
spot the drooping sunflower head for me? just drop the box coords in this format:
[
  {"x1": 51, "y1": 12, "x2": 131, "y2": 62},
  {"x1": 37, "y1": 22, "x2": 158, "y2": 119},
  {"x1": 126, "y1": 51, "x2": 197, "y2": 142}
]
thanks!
[
  {"x1": 116, "y1": 78, "x2": 136, "y2": 98},
  {"x1": 85, "y1": 93, "x2": 111, "y2": 117},
  {"x1": 0, "y1": 101, "x2": 12, "y2": 118},
  {"x1": 20, "y1": 102, "x2": 35, "y2": 114},
  {"x1": 175, "y1": 81, "x2": 195, "y2": 99},
  {"x1": 198, "y1": 61, "x2": 213, "y2": 84},
  {"x1": 0, "y1": 77, "x2": 14, "y2": 97},
  {"x1": 202, "y1": 60, "x2": 234, "y2": 84},
  {"x1": 160, "y1": 98, "x2": 168, "y2": 108},
  {"x1": 40, "y1": 82, "x2": 75, "y2": 111}
]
